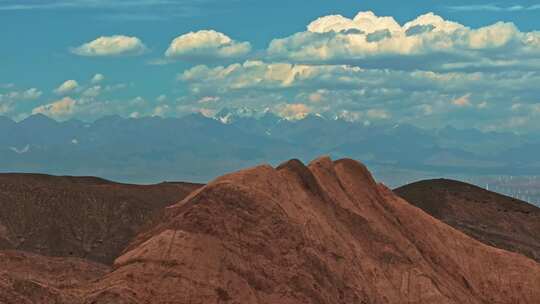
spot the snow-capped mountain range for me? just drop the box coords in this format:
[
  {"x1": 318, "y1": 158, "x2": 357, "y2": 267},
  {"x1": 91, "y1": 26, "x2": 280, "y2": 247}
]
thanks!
[{"x1": 0, "y1": 111, "x2": 536, "y2": 185}]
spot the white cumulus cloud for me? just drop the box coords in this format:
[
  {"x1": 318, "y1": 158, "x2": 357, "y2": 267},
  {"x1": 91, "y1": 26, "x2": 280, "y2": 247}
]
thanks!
[
  {"x1": 6, "y1": 88, "x2": 43, "y2": 100},
  {"x1": 165, "y1": 30, "x2": 251, "y2": 60},
  {"x1": 82, "y1": 85, "x2": 102, "y2": 97},
  {"x1": 0, "y1": 87, "x2": 43, "y2": 115},
  {"x1": 72, "y1": 35, "x2": 147, "y2": 57},
  {"x1": 55, "y1": 80, "x2": 79, "y2": 95},
  {"x1": 91, "y1": 73, "x2": 105, "y2": 83},
  {"x1": 21, "y1": 88, "x2": 43, "y2": 100}
]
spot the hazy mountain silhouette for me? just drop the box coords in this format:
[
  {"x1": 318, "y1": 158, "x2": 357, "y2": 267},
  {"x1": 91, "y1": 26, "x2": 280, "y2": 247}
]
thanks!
[{"x1": 0, "y1": 113, "x2": 535, "y2": 185}]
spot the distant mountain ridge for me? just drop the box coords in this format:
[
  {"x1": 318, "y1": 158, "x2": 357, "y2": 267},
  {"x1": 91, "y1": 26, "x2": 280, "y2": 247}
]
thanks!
[
  {"x1": 0, "y1": 112, "x2": 535, "y2": 186},
  {"x1": 395, "y1": 179, "x2": 540, "y2": 262}
]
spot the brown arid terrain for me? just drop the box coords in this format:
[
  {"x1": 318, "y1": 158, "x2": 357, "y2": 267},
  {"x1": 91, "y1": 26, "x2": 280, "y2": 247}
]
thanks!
[
  {"x1": 1, "y1": 158, "x2": 540, "y2": 303},
  {"x1": 394, "y1": 179, "x2": 540, "y2": 263},
  {"x1": 0, "y1": 250, "x2": 109, "y2": 304},
  {"x1": 0, "y1": 173, "x2": 202, "y2": 264}
]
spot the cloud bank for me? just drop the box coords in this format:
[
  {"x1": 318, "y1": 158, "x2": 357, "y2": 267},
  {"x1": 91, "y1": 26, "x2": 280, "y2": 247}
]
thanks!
[
  {"x1": 169, "y1": 11, "x2": 540, "y2": 130},
  {"x1": 32, "y1": 97, "x2": 77, "y2": 118},
  {"x1": 447, "y1": 4, "x2": 540, "y2": 12},
  {"x1": 5, "y1": 10, "x2": 540, "y2": 131},
  {"x1": 267, "y1": 11, "x2": 540, "y2": 71}
]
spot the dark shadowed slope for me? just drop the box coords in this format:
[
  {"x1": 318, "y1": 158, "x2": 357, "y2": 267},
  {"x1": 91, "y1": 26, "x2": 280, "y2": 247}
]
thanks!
[
  {"x1": 0, "y1": 173, "x2": 203, "y2": 264},
  {"x1": 80, "y1": 157, "x2": 539, "y2": 304},
  {"x1": 394, "y1": 179, "x2": 540, "y2": 262}
]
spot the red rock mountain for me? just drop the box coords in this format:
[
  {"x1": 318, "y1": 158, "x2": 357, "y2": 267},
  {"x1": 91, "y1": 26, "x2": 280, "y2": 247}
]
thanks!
[
  {"x1": 395, "y1": 179, "x2": 540, "y2": 263},
  {"x1": 85, "y1": 157, "x2": 540, "y2": 303},
  {"x1": 1, "y1": 158, "x2": 539, "y2": 303}
]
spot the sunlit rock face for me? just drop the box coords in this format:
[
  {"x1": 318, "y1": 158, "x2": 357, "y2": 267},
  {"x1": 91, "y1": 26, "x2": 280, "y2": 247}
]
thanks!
[{"x1": 85, "y1": 157, "x2": 540, "y2": 304}]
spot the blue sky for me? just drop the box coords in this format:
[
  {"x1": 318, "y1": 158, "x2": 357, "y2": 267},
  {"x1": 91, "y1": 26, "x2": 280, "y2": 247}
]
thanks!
[{"x1": 1, "y1": 0, "x2": 540, "y2": 132}]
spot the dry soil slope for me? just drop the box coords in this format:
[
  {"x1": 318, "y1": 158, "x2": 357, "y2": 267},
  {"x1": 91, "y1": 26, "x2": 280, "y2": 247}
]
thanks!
[
  {"x1": 394, "y1": 179, "x2": 540, "y2": 262},
  {"x1": 82, "y1": 157, "x2": 540, "y2": 304},
  {"x1": 0, "y1": 250, "x2": 109, "y2": 304},
  {"x1": 0, "y1": 173, "x2": 202, "y2": 264}
]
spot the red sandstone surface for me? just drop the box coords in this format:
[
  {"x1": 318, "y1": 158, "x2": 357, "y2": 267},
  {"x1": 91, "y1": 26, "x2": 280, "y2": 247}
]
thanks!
[
  {"x1": 1, "y1": 158, "x2": 539, "y2": 303},
  {"x1": 0, "y1": 250, "x2": 109, "y2": 304}
]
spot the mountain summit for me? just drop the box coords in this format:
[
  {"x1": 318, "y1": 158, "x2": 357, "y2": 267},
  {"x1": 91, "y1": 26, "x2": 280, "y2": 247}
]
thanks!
[
  {"x1": 83, "y1": 157, "x2": 539, "y2": 303},
  {"x1": 1, "y1": 157, "x2": 539, "y2": 303}
]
